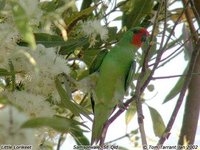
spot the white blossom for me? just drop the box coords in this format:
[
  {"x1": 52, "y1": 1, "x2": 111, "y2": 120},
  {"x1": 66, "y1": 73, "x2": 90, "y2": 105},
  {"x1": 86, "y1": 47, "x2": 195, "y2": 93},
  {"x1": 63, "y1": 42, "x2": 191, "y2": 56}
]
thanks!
[
  {"x1": 18, "y1": 0, "x2": 42, "y2": 25},
  {"x1": 7, "y1": 91, "x2": 56, "y2": 117},
  {"x1": 81, "y1": 19, "x2": 108, "y2": 46},
  {"x1": 0, "y1": 22, "x2": 19, "y2": 68},
  {"x1": 24, "y1": 73, "x2": 61, "y2": 103},
  {"x1": 0, "y1": 106, "x2": 36, "y2": 145},
  {"x1": 1, "y1": 44, "x2": 69, "y2": 103},
  {"x1": 31, "y1": 45, "x2": 69, "y2": 76},
  {"x1": 23, "y1": 45, "x2": 68, "y2": 102},
  {"x1": 0, "y1": 1, "x2": 71, "y2": 147},
  {"x1": 35, "y1": 127, "x2": 60, "y2": 147}
]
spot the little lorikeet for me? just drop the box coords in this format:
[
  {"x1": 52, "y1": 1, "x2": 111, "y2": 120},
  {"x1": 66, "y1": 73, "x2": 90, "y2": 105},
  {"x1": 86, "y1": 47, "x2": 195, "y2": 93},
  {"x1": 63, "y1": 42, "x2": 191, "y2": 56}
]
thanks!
[{"x1": 91, "y1": 27, "x2": 150, "y2": 144}]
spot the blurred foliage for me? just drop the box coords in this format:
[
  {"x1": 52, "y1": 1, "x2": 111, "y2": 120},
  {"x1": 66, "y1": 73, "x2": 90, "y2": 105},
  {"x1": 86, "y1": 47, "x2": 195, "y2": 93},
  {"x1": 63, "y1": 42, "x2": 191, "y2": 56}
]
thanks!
[
  {"x1": 121, "y1": 0, "x2": 154, "y2": 28},
  {"x1": 11, "y1": 1, "x2": 36, "y2": 48},
  {"x1": 0, "y1": 0, "x2": 197, "y2": 149},
  {"x1": 22, "y1": 116, "x2": 89, "y2": 133}
]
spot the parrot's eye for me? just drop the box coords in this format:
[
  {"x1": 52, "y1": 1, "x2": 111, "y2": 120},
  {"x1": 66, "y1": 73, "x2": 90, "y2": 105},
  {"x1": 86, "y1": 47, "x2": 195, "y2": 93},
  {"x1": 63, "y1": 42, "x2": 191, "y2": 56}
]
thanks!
[{"x1": 141, "y1": 34, "x2": 147, "y2": 42}]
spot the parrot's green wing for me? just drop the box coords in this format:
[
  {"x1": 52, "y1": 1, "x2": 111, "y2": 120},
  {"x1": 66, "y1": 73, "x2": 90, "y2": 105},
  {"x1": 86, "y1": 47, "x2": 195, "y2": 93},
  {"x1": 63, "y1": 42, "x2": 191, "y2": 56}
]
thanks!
[
  {"x1": 125, "y1": 60, "x2": 136, "y2": 91},
  {"x1": 89, "y1": 49, "x2": 108, "y2": 74}
]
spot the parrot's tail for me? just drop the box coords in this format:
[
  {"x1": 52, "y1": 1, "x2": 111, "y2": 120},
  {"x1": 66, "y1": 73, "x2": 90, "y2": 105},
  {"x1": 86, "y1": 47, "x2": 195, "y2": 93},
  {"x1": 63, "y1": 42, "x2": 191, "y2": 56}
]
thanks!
[
  {"x1": 91, "y1": 118, "x2": 104, "y2": 145},
  {"x1": 91, "y1": 104, "x2": 112, "y2": 145}
]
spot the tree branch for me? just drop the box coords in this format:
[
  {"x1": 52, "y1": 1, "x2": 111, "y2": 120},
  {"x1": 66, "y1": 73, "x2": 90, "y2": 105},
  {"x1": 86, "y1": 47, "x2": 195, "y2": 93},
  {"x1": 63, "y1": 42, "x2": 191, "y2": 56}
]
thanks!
[
  {"x1": 178, "y1": 0, "x2": 200, "y2": 145},
  {"x1": 152, "y1": 72, "x2": 200, "y2": 80},
  {"x1": 190, "y1": 0, "x2": 200, "y2": 25},
  {"x1": 98, "y1": 1, "x2": 189, "y2": 148},
  {"x1": 182, "y1": 0, "x2": 199, "y2": 42},
  {"x1": 157, "y1": 40, "x2": 200, "y2": 146}
]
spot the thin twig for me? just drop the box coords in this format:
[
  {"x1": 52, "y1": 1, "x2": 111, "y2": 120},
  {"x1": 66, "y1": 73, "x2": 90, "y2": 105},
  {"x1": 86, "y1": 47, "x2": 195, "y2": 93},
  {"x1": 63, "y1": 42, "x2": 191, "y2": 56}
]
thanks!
[
  {"x1": 100, "y1": 122, "x2": 109, "y2": 146},
  {"x1": 103, "y1": 1, "x2": 123, "y2": 19},
  {"x1": 56, "y1": 133, "x2": 64, "y2": 150},
  {"x1": 141, "y1": 1, "x2": 189, "y2": 93},
  {"x1": 8, "y1": 107, "x2": 13, "y2": 135},
  {"x1": 149, "y1": 35, "x2": 182, "y2": 64},
  {"x1": 190, "y1": 0, "x2": 200, "y2": 25},
  {"x1": 149, "y1": 27, "x2": 199, "y2": 68},
  {"x1": 152, "y1": 72, "x2": 200, "y2": 80},
  {"x1": 149, "y1": 36, "x2": 187, "y2": 67},
  {"x1": 105, "y1": 133, "x2": 130, "y2": 144},
  {"x1": 159, "y1": 0, "x2": 167, "y2": 52}
]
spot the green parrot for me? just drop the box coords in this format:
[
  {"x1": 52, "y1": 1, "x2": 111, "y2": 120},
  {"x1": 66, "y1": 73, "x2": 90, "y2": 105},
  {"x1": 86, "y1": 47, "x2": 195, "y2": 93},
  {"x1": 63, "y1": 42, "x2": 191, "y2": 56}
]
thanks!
[{"x1": 91, "y1": 27, "x2": 149, "y2": 144}]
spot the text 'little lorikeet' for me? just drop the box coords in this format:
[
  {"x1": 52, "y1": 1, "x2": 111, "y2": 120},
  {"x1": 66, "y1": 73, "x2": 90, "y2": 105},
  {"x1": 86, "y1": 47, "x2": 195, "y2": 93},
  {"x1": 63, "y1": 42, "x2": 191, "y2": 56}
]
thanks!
[{"x1": 91, "y1": 27, "x2": 150, "y2": 144}]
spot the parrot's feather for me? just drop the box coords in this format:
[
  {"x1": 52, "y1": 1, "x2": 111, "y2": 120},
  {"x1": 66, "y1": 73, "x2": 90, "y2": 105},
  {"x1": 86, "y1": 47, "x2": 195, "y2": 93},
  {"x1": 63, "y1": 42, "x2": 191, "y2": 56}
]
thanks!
[{"x1": 125, "y1": 60, "x2": 136, "y2": 92}]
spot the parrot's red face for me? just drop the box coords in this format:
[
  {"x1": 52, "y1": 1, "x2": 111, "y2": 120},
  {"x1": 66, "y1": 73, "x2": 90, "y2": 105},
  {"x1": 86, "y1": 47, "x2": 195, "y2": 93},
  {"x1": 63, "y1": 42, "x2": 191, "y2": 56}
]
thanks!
[{"x1": 132, "y1": 28, "x2": 150, "y2": 47}]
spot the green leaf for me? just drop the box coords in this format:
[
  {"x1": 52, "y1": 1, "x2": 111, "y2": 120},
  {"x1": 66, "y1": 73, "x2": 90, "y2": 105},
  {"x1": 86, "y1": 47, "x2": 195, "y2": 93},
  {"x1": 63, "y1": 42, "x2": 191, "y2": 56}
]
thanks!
[
  {"x1": 21, "y1": 116, "x2": 87, "y2": 133},
  {"x1": 71, "y1": 127, "x2": 90, "y2": 145},
  {"x1": 165, "y1": 36, "x2": 182, "y2": 51},
  {"x1": 0, "y1": 68, "x2": 11, "y2": 76},
  {"x1": 34, "y1": 33, "x2": 64, "y2": 47},
  {"x1": 182, "y1": 24, "x2": 193, "y2": 60},
  {"x1": 107, "y1": 27, "x2": 118, "y2": 41},
  {"x1": 35, "y1": 33, "x2": 88, "y2": 49},
  {"x1": 65, "y1": 5, "x2": 97, "y2": 31},
  {"x1": 82, "y1": 49, "x2": 99, "y2": 67},
  {"x1": 81, "y1": 0, "x2": 93, "y2": 10},
  {"x1": 55, "y1": 76, "x2": 92, "y2": 121},
  {"x1": 18, "y1": 33, "x2": 88, "y2": 54},
  {"x1": 125, "y1": 101, "x2": 137, "y2": 125},
  {"x1": 130, "y1": 129, "x2": 139, "y2": 134},
  {"x1": 163, "y1": 65, "x2": 188, "y2": 103},
  {"x1": 122, "y1": 0, "x2": 153, "y2": 28},
  {"x1": 59, "y1": 37, "x2": 88, "y2": 55},
  {"x1": 0, "y1": 97, "x2": 8, "y2": 105},
  {"x1": 40, "y1": 0, "x2": 64, "y2": 12},
  {"x1": 11, "y1": 1, "x2": 35, "y2": 48},
  {"x1": 148, "y1": 106, "x2": 165, "y2": 137},
  {"x1": 0, "y1": 0, "x2": 6, "y2": 10}
]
